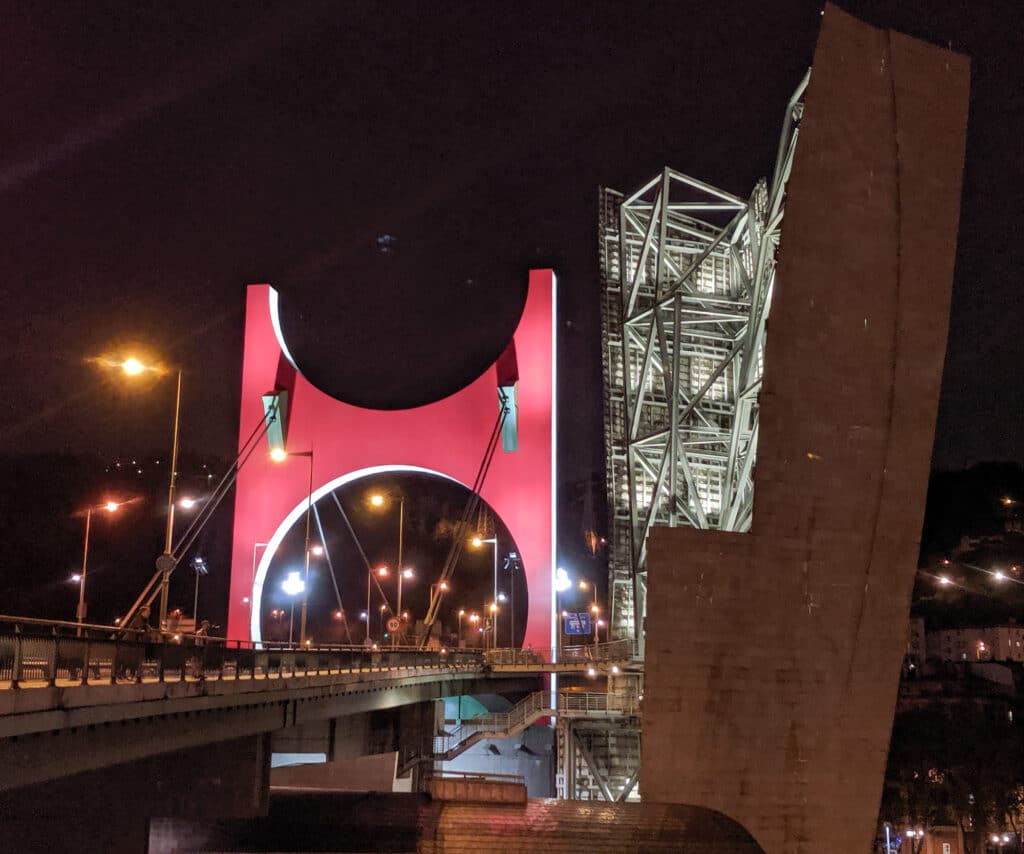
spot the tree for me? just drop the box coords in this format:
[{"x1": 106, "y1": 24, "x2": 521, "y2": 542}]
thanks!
[{"x1": 883, "y1": 699, "x2": 1024, "y2": 853}]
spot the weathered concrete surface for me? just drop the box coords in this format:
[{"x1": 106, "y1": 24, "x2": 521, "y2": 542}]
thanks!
[
  {"x1": 429, "y1": 777, "x2": 527, "y2": 804},
  {"x1": 419, "y1": 799, "x2": 764, "y2": 853},
  {"x1": 1, "y1": 736, "x2": 269, "y2": 854},
  {"x1": 150, "y1": 792, "x2": 763, "y2": 853},
  {"x1": 642, "y1": 5, "x2": 969, "y2": 854}
]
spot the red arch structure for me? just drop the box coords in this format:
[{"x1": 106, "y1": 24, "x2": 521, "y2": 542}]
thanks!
[{"x1": 226, "y1": 270, "x2": 556, "y2": 651}]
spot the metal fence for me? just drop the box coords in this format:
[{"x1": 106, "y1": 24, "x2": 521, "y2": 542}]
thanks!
[
  {"x1": 483, "y1": 638, "x2": 638, "y2": 666},
  {"x1": 0, "y1": 623, "x2": 484, "y2": 690}
]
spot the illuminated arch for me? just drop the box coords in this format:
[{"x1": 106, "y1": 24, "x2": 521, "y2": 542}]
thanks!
[
  {"x1": 250, "y1": 463, "x2": 515, "y2": 643},
  {"x1": 228, "y1": 273, "x2": 556, "y2": 652}
]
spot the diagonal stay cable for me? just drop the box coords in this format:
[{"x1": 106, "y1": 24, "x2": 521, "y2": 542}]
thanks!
[
  {"x1": 421, "y1": 394, "x2": 509, "y2": 643},
  {"x1": 312, "y1": 502, "x2": 352, "y2": 643},
  {"x1": 330, "y1": 491, "x2": 392, "y2": 612}
]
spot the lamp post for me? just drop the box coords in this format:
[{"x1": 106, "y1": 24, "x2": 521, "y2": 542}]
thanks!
[
  {"x1": 468, "y1": 612, "x2": 480, "y2": 647},
  {"x1": 457, "y1": 609, "x2": 465, "y2": 648},
  {"x1": 272, "y1": 450, "x2": 314, "y2": 643},
  {"x1": 190, "y1": 556, "x2": 208, "y2": 626},
  {"x1": 471, "y1": 535, "x2": 499, "y2": 632},
  {"x1": 487, "y1": 601, "x2": 499, "y2": 650},
  {"x1": 380, "y1": 604, "x2": 387, "y2": 640},
  {"x1": 282, "y1": 571, "x2": 305, "y2": 646},
  {"x1": 505, "y1": 552, "x2": 519, "y2": 648},
  {"x1": 105, "y1": 357, "x2": 182, "y2": 630},
  {"x1": 76, "y1": 501, "x2": 120, "y2": 635},
  {"x1": 395, "y1": 567, "x2": 414, "y2": 646},
  {"x1": 368, "y1": 565, "x2": 389, "y2": 643},
  {"x1": 370, "y1": 492, "x2": 406, "y2": 646}
]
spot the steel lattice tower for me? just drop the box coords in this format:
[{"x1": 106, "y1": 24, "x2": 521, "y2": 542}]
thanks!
[{"x1": 601, "y1": 76, "x2": 808, "y2": 645}]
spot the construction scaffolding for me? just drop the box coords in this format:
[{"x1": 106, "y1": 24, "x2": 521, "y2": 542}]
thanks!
[{"x1": 600, "y1": 74, "x2": 809, "y2": 645}]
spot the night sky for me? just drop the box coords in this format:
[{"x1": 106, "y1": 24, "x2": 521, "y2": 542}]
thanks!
[{"x1": 2, "y1": 2, "x2": 1022, "y2": 480}]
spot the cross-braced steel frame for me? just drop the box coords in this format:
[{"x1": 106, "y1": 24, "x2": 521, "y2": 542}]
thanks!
[{"x1": 600, "y1": 74, "x2": 809, "y2": 646}]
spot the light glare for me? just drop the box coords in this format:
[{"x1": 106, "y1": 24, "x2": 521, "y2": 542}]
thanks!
[
  {"x1": 121, "y1": 357, "x2": 145, "y2": 376},
  {"x1": 281, "y1": 571, "x2": 305, "y2": 597}
]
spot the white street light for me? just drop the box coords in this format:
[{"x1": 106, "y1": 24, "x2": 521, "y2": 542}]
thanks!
[{"x1": 282, "y1": 570, "x2": 306, "y2": 646}]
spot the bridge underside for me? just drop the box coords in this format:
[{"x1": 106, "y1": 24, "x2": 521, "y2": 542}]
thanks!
[
  {"x1": 0, "y1": 666, "x2": 539, "y2": 793},
  {"x1": 642, "y1": 6, "x2": 969, "y2": 854}
]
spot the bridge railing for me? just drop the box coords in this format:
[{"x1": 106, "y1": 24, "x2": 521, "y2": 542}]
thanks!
[
  {"x1": 0, "y1": 619, "x2": 484, "y2": 689},
  {"x1": 482, "y1": 638, "x2": 638, "y2": 667}
]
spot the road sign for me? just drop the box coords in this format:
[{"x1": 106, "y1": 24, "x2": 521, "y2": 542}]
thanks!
[
  {"x1": 386, "y1": 617, "x2": 401, "y2": 633},
  {"x1": 563, "y1": 612, "x2": 592, "y2": 635}
]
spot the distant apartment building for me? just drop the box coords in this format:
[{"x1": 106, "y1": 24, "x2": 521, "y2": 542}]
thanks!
[
  {"x1": 907, "y1": 617, "x2": 926, "y2": 668},
  {"x1": 926, "y1": 625, "x2": 1024, "y2": 663}
]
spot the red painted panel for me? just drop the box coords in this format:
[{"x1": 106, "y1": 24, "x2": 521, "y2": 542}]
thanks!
[{"x1": 227, "y1": 271, "x2": 555, "y2": 651}]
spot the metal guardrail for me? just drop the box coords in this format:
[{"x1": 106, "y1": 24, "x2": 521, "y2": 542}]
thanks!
[
  {"x1": 483, "y1": 638, "x2": 639, "y2": 667},
  {"x1": 0, "y1": 625, "x2": 484, "y2": 690},
  {"x1": 559, "y1": 690, "x2": 639, "y2": 715},
  {"x1": 0, "y1": 615, "x2": 636, "y2": 690},
  {"x1": 427, "y1": 769, "x2": 526, "y2": 785},
  {"x1": 429, "y1": 688, "x2": 640, "y2": 759}
]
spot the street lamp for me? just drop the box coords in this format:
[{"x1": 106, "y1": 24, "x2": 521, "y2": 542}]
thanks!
[
  {"x1": 471, "y1": 536, "x2": 499, "y2": 633},
  {"x1": 272, "y1": 449, "x2": 315, "y2": 643},
  {"x1": 370, "y1": 491, "x2": 407, "y2": 646},
  {"x1": 107, "y1": 356, "x2": 182, "y2": 630},
  {"x1": 468, "y1": 612, "x2": 480, "y2": 646},
  {"x1": 368, "y1": 565, "x2": 389, "y2": 643},
  {"x1": 75, "y1": 501, "x2": 121, "y2": 635},
  {"x1": 504, "y1": 551, "x2": 520, "y2": 648},
  {"x1": 190, "y1": 556, "x2": 208, "y2": 626},
  {"x1": 458, "y1": 609, "x2": 465, "y2": 647},
  {"x1": 395, "y1": 567, "x2": 415, "y2": 645},
  {"x1": 487, "y1": 601, "x2": 499, "y2": 650},
  {"x1": 281, "y1": 571, "x2": 305, "y2": 646}
]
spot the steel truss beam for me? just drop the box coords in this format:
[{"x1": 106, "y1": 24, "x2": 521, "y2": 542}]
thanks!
[{"x1": 600, "y1": 73, "x2": 808, "y2": 645}]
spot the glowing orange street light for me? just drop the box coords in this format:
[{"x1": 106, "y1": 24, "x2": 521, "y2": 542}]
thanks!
[
  {"x1": 76, "y1": 500, "x2": 121, "y2": 635},
  {"x1": 377, "y1": 566, "x2": 389, "y2": 577},
  {"x1": 101, "y1": 354, "x2": 182, "y2": 628},
  {"x1": 120, "y1": 357, "x2": 146, "y2": 376},
  {"x1": 270, "y1": 448, "x2": 288, "y2": 463},
  {"x1": 370, "y1": 491, "x2": 407, "y2": 646}
]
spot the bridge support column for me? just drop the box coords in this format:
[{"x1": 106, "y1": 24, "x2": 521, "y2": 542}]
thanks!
[{"x1": 0, "y1": 735, "x2": 270, "y2": 854}]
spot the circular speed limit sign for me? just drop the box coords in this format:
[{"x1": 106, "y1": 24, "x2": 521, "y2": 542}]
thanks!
[{"x1": 386, "y1": 617, "x2": 401, "y2": 633}]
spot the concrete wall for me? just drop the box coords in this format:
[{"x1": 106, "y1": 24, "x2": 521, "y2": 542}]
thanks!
[
  {"x1": 642, "y1": 5, "x2": 969, "y2": 854},
  {"x1": 0, "y1": 735, "x2": 269, "y2": 854}
]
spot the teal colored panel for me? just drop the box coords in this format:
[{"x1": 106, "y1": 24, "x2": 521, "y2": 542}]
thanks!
[{"x1": 499, "y1": 385, "x2": 518, "y2": 452}]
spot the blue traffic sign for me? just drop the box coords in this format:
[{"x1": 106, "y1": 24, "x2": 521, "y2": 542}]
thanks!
[{"x1": 563, "y1": 612, "x2": 592, "y2": 635}]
